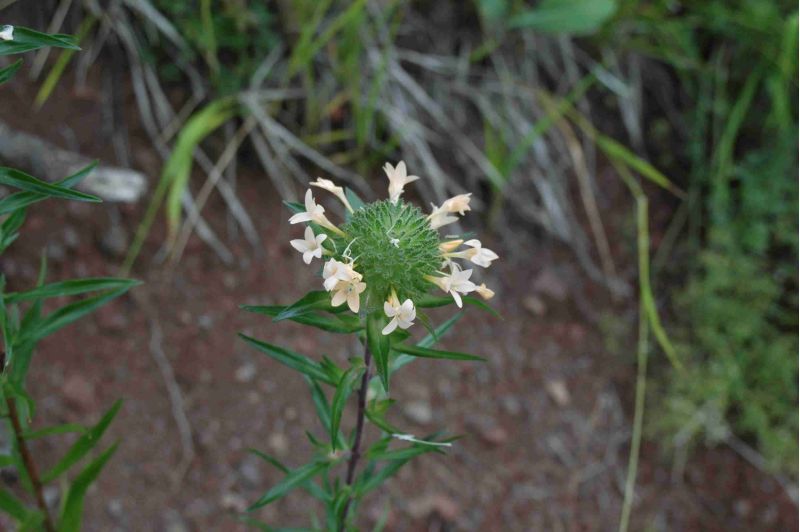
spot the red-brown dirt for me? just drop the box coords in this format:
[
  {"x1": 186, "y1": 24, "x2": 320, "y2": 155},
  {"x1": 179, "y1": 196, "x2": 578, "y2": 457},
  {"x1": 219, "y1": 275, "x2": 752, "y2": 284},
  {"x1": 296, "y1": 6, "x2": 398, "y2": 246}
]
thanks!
[{"x1": 0, "y1": 70, "x2": 795, "y2": 531}]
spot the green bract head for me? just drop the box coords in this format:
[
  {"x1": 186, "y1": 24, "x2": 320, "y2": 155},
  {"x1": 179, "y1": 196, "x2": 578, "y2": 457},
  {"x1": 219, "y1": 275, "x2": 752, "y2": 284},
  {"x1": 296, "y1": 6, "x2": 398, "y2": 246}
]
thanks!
[
  {"x1": 287, "y1": 161, "x2": 498, "y2": 333},
  {"x1": 340, "y1": 200, "x2": 440, "y2": 307}
]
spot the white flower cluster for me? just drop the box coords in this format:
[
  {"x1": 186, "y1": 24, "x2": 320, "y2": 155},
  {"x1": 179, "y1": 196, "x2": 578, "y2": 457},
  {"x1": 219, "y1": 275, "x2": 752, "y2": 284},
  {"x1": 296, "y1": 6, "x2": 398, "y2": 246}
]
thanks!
[{"x1": 288, "y1": 161, "x2": 499, "y2": 335}]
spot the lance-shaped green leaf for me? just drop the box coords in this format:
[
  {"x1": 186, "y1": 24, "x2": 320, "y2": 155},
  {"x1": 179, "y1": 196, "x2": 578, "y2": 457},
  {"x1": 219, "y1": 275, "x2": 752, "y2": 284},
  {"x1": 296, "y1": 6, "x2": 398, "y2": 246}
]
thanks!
[
  {"x1": 366, "y1": 442, "x2": 448, "y2": 462},
  {"x1": 355, "y1": 459, "x2": 407, "y2": 497},
  {"x1": 0, "y1": 27, "x2": 80, "y2": 56},
  {"x1": 0, "y1": 208, "x2": 26, "y2": 254},
  {"x1": 57, "y1": 443, "x2": 118, "y2": 532},
  {"x1": 0, "y1": 487, "x2": 28, "y2": 520},
  {"x1": 5, "y1": 278, "x2": 140, "y2": 304},
  {"x1": 417, "y1": 311, "x2": 463, "y2": 349},
  {"x1": 239, "y1": 334, "x2": 335, "y2": 385},
  {"x1": 241, "y1": 305, "x2": 361, "y2": 334},
  {"x1": 42, "y1": 400, "x2": 122, "y2": 483},
  {"x1": 13, "y1": 288, "x2": 131, "y2": 381},
  {"x1": 344, "y1": 188, "x2": 365, "y2": 211},
  {"x1": 330, "y1": 367, "x2": 362, "y2": 451},
  {"x1": 414, "y1": 294, "x2": 500, "y2": 317},
  {"x1": 272, "y1": 291, "x2": 338, "y2": 320},
  {"x1": 305, "y1": 377, "x2": 346, "y2": 450},
  {"x1": 249, "y1": 461, "x2": 329, "y2": 510},
  {"x1": 365, "y1": 399, "x2": 401, "y2": 434},
  {"x1": 366, "y1": 313, "x2": 391, "y2": 392},
  {"x1": 508, "y1": 0, "x2": 617, "y2": 35},
  {"x1": 0, "y1": 163, "x2": 96, "y2": 216},
  {"x1": 249, "y1": 447, "x2": 330, "y2": 502},
  {"x1": 391, "y1": 343, "x2": 485, "y2": 362},
  {"x1": 0, "y1": 167, "x2": 99, "y2": 203},
  {"x1": 22, "y1": 423, "x2": 85, "y2": 440},
  {"x1": 0, "y1": 59, "x2": 22, "y2": 84},
  {"x1": 249, "y1": 448, "x2": 289, "y2": 474}
]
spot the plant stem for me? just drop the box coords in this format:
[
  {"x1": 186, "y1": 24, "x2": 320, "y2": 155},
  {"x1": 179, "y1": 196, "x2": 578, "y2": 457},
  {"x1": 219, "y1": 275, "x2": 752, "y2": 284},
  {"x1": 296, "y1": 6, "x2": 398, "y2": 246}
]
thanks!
[
  {"x1": 6, "y1": 395, "x2": 55, "y2": 532},
  {"x1": 339, "y1": 344, "x2": 372, "y2": 530}
]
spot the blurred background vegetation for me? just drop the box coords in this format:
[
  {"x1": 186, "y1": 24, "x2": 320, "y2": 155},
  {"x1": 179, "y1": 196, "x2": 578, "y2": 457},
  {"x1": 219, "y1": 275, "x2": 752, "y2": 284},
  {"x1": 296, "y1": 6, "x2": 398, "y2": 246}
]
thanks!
[{"x1": 8, "y1": 0, "x2": 798, "y2": 484}]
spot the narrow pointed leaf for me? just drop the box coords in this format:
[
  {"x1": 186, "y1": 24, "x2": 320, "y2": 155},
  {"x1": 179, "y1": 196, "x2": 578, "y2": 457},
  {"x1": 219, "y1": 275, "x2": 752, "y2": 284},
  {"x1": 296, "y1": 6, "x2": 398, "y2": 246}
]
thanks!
[
  {"x1": 42, "y1": 400, "x2": 122, "y2": 483},
  {"x1": 57, "y1": 443, "x2": 118, "y2": 532},
  {"x1": 241, "y1": 305, "x2": 361, "y2": 333},
  {"x1": 0, "y1": 27, "x2": 80, "y2": 56},
  {"x1": 0, "y1": 487, "x2": 28, "y2": 520},
  {"x1": 366, "y1": 444, "x2": 446, "y2": 462},
  {"x1": 0, "y1": 167, "x2": 99, "y2": 202},
  {"x1": 417, "y1": 312, "x2": 463, "y2": 348},
  {"x1": 330, "y1": 368, "x2": 361, "y2": 451},
  {"x1": 23, "y1": 423, "x2": 85, "y2": 440},
  {"x1": 0, "y1": 59, "x2": 22, "y2": 84},
  {"x1": 392, "y1": 343, "x2": 485, "y2": 362},
  {"x1": 14, "y1": 288, "x2": 131, "y2": 379},
  {"x1": 345, "y1": 188, "x2": 365, "y2": 210},
  {"x1": 305, "y1": 377, "x2": 346, "y2": 450},
  {"x1": 249, "y1": 461, "x2": 328, "y2": 510},
  {"x1": 6, "y1": 278, "x2": 140, "y2": 303},
  {"x1": 0, "y1": 163, "x2": 96, "y2": 216},
  {"x1": 366, "y1": 313, "x2": 391, "y2": 392},
  {"x1": 249, "y1": 448, "x2": 289, "y2": 474},
  {"x1": 414, "y1": 294, "x2": 500, "y2": 317},
  {"x1": 239, "y1": 334, "x2": 334, "y2": 385},
  {"x1": 272, "y1": 291, "x2": 336, "y2": 320}
]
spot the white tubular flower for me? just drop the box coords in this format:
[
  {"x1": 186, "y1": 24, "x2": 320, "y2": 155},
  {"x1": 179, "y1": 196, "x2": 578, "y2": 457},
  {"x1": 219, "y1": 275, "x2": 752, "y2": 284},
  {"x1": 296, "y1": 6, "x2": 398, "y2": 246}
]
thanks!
[
  {"x1": 441, "y1": 193, "x2": 472, "y2": 215},
  {"x1": 428, "y1": 194, "x2": 471, "y2": 230},
  {"x1": 384, "y1": 161, "x2": 419, "y2": 204},
  {"x1": 288, "y1": 189, "x2": 344, "y2": 235},
  {"x1": 310, "y1": 177, "x2": 353, "y2": 213},
  {"x1": 0, "y1": 25, "x2": 13, "y2": 41},
  {"x1": 475, "y1": 283, "x2": 495, "y2": 300},
  {"x1": 427, "y1": 205, "x2": 458, "y2": 230},
  {"x1": 439, "y1": 239, "x2": 463, "y2": 253},
  {"x1": 290, "y1": 226, "x2": 327, "y2": 264},
  {"x1": 446, "y1": 239, "x2": 499, "y2": 268},
  {"x1": 382, "y1": 292, "x2": 416, "y2": 335},
  {"x1": 322, "y1": 258, "x2": 357, "y2": 291},
  {"x1": 425, "y1": 264, "x2": 476, "y2": 308},
  {"x1": 330, "y1": 276, "x2": 366, "y2": 313}
]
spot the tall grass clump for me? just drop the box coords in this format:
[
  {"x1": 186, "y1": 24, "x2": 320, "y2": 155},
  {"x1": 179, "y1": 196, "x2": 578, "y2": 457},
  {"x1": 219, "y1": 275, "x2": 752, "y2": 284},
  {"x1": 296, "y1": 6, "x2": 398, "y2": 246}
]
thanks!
[{"x1": 612, "y1": 0, "x2": 798, "y2": 474}]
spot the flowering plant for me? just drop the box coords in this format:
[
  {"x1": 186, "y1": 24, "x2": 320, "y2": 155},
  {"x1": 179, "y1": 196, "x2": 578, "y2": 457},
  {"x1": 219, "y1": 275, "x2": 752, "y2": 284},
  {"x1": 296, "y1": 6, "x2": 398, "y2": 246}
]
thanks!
[
  {"x1": 240, "y1": 162, "x2": 498, "y2": 529},
  {"x1": 0, "y1": 26, "x2": 138, "y2": 531}
]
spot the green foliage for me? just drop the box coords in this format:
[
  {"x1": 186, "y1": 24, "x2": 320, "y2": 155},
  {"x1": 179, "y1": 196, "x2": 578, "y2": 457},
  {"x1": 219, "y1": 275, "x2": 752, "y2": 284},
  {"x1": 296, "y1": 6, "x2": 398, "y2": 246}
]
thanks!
[
  {"x1": 151, "y1": 0, "x2": 280, "y2": 94},
  {"x1": 614, "y1": 0, "x2": 799, "y2": 473},
  {"x1": 0, "y1": 27, "x2": 138, "y2": 530},
  {"x1": 656, "y1": 136, "x2": 799, "y2": 471},
  {"x1": 508, "y1": 0, "x2": 618, "y2": 34}
]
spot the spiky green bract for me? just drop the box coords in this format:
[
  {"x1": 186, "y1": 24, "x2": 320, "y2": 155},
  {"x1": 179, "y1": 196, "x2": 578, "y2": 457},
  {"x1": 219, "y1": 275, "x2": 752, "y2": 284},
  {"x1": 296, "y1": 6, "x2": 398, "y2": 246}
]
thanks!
[{"x1": 340, "y1": 200, "x2": 440, "y2": 307}]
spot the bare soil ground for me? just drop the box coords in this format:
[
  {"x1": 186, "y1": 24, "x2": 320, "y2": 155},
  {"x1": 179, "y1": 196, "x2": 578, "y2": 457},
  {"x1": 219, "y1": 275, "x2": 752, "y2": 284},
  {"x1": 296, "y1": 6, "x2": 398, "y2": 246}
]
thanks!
[{"x1": 0, "y1": 72, "x2": 796, "y2": 531}]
